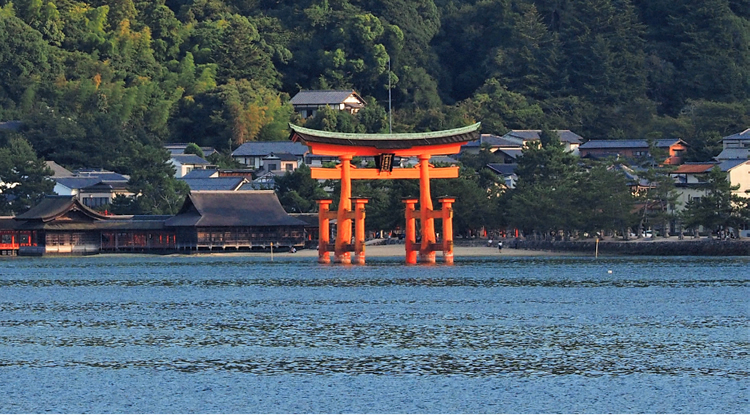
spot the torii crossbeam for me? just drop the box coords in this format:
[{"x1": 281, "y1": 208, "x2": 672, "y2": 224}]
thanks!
[{"x1": 290, "y1": 122, "x2": 481, "y2": 264}]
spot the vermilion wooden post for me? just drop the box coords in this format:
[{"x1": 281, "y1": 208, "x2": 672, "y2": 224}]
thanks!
[
  {"x1": 290, "y1": 122, "x2": 481, "y2": 265},
  {"x1": 418, "y1": 154, "x2": 436, "y2": 264},
  {"x1": 402, "y1": 198, "x2": 418, "y2": 264},
  {"x1": 353, "y1": 198, "x2": 368, "y2": 265},
  {"x1": 335, "y1": 155, "x2": 353, "y2": 264},
  {"x1": 439, "y1": 197, "x2": 455, "y2": 265},
  {"x1": 317, "y1": 199, "x2": 333, "y2": 264}
]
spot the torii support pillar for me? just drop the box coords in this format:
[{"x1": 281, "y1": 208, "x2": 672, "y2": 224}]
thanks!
[
  {"x1": 418, "y1": 154, "x2": 437, "y2": 264},
  {"x1": 290, "y1": 121, "x2": 481, "y2": 265},
  {"x1": 335, "y1": 155, "x2": 353, "y2": 264},
  {"x1": 316, "y1": 199, "x2": 334, "y2": 264},
  {"x1": 352, "y1": 198, "x2": 368, "y2": 265},
  {"x1": 439, "y1": 197, "x2": 455, "y2": 265},
  {"x1": 402, "y1": 198, "x2": 419, "y2": 265}
]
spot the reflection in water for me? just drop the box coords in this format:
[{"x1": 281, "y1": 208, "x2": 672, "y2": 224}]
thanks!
[{"x1": 0, "y1": 255, "x2": 748, "y2": 413}]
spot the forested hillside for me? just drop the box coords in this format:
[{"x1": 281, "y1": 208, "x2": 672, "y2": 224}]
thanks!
[{"x1": 1, "y1": 0, "x2": 749, "y2": 214}]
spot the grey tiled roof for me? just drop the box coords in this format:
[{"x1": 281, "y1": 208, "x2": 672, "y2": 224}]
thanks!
[
  {"x1": 182, "y1": 169, "x2": 219, "y2": 179},
  {"x1": 430, "y1": 155, "x2": 459, "y2": 164},
  {"x1": 73, "y1": 170, "x2": 130, "y2": 181},
  {"x1": 722, "y1": 128, "x2": 750, "y2": 140},
  {"x1": 180, "y1": 177, "x2": 246, "y2": 191},
  {"x1": 289, "y1": 90, "x2": 364, "y2": 106},
  {"x1": 496, "y1": 149, "x2": 523, "y2": 159},
  {"x1": 715, "y1": 148, "x2": 749, "y2": 160},
  {"x1": 165, "y1": 191, "x2": 307, "y2": 227},
  {"x1": 55, "y1": 178, "x2": 103, "y2": 190},
  {"x1": 718, "y1": 159, "x2": 749, "y2": 171},
  {"x1": 171, "y1": 154, "x2": 211, "y2": 165},
  {"x1": 232, "y1": 142, "x2": 309, "y2": 157},
  {"x1": 579, "y1": 139, "x2": 683, "y2": 149},
  {"x1": 46, "y1": 161, "x2": 74, "y2": 177},
  {"x1": 486, "y1": 163, "x2": 518, "y2": 176},
  {"x1": 504, "y1": 130, "x2": 583, "y2": 144}
]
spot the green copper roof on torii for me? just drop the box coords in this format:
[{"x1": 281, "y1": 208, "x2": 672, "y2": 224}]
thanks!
[{"x1": 289, "y1": 122, "x2": 481, "y2": 149}]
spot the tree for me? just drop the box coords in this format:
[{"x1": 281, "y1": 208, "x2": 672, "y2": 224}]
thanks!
[
  {"x1": 506, "y1": 129, "x2": 583, "y2": 238},
  {"x1": 0, "y1": 137, "x2": 53, "y2": 215},
  {"x1": 681, "y1": 166, "x2": 746, "y2": 237},
  {"x1": 459, "y1": 79, "x2": 544, "y2": 135},
  {"x1": 115, "y1": 141, "x2": 189, "y2": 214},
  {"x1": 636, "y1": 164, "x2": 680, "y2": 236},
  {"x1": 183, "y1": 142, "x2": 204, "y2": 158},
  {"x1": 274, "y1": 164, "x2": 328, "y2": 213},
  {"x1": 187, "y1": 13, "x2": 280, "y2": 87},
  {"x1": 0, "y1": 8, "x2": 51, "y2": 107},
  {"x1": 578, "y1": 164, "x2": 638, "y2": 237}
]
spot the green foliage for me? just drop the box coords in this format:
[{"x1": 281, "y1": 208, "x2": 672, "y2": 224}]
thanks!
[
  {"x1": 115, "y1": 141, "x2": 188, "y2": 214},
  {"x1": 0, "y1": 9, "x2": 52, "y2": 105},
  {"x1": 460, "y1": 79, "x2": 543, "y2": 135},
  {"x1": 503, "y1": 133, "x2": 637, "y2": 238},
  {"x1": 206, "y1": 151, "x2": 242, "y2": 169},
  {"x1": 274, "y1": 164, "x2": 327, "y2": 213},
  {"x1": 0, "y1": 137, "x2": 54, "y2": 215},
  {"x1": 183, "y1": 142, "x2": 204, "y2": 157},
  {"x1": 0, "y1": 0, "x2": 746, "y2": 232},
  {"x1": 681, "y1": 166, "x2": 746, "y2": 235}
]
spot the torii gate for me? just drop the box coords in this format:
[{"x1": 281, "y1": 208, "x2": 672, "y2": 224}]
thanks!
[{"x1": 289, "y1": 122, "x2": 481, "y2": 265}]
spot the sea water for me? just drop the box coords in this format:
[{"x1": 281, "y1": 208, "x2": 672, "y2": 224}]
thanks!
[{"x1": 0, "y1": 255, "x2": 747, "y2": 413}]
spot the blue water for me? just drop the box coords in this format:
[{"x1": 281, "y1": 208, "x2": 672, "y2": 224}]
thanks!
[{"x1": 0, "y1": 255, "x2": 748, "y2": 413}]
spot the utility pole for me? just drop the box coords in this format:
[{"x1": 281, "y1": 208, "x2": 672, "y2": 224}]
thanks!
[{"x1": 388, "y1": 57, "x2": 392, "y2": 134}]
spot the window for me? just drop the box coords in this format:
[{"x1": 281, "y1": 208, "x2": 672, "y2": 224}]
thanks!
[
  {"x1": 286, "y1": 164, "x2": 293, "y2": 171},
  {"x1": 1, "y1": 234, "x2": 12, "y2": 244}
]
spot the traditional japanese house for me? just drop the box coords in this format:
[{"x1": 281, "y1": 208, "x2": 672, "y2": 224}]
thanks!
[
  {"x1": 13, "y1": 196, "x2": 176, "y2": 255},
  {"x1": 0, "y1": 217, "x2": 35, "y2": 255},
  {"x1": 165, "y1": 190, "x2": 307, "y2": 252}
]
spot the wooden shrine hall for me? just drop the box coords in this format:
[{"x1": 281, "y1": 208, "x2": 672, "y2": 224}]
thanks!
[{"x1": 289, "y1": 122, "x2": 481, "y2": 264}]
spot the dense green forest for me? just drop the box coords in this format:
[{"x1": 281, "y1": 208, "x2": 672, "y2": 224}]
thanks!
[{"x1": 1, "y1": 0, "x2": 749, "y2": 226}]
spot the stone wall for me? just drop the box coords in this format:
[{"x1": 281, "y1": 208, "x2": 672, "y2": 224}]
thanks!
[{"x1": 507, "y1": 239, "x2": 750, "y2": 256}]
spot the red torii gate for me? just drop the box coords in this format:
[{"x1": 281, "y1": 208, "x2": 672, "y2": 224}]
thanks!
[{"x1": 289, "y1": 122, "x2": 481, "y2": 264}]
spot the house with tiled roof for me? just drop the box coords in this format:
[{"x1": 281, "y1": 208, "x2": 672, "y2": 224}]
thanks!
[
  {"x1": 486, "y1": 163, "x2": 518, "y2": 189},
  {"x1": 670, "y1": 160, "x2": 750, "y2": 211},
  {"x1": 503, "y1": 130, "x2": 583, "y2": 155},
  {"x1": 460, "y1": 134, "x2": 524, "y2": 162},
  {"x1": 715, "y1": 128, "x2": 750, "y2": 161},
  {"x1": 164, "y1": 143, "x2": 218, "y2": 157},
  {"x1": 52, "y1": 170, "x2": 133, "y2": 209},
  {"x1": 170, "y1": 154, "x2": 214, "y2": 178},
  {"x1": 579, "y1": 139, "x2": 688, "y2": 165},
  {"x1": 231, "y1": 141, "x2": 309, "y2": 170},
  {"x1": 45, "y1": 161, "x2": 74, "y2": 178},
  {"x1": 289, "y1": 90, "x2": 366, "y2": 118}
]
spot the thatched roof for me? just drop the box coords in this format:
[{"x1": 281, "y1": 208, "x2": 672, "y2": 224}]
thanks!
[
  {"x1": 165, "y1": 190, "x2": 307, "y2": 227},
  {"x1": 14, "y1": 196, "x2": 109, "y2": 222}
]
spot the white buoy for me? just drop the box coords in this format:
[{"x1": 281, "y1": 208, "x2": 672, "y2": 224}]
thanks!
[{"x1": 608, "y1": 270, "x2": 613, "y2": 274}]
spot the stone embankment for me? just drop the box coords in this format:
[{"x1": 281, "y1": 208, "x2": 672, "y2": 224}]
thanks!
[{"x1": 508, "y1": 238, "x2": 750, "y2": 256}]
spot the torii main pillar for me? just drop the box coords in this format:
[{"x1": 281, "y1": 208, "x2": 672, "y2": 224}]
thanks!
[{"x1": 289, "y1": 122, "x2": 481, "y2": 264}]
